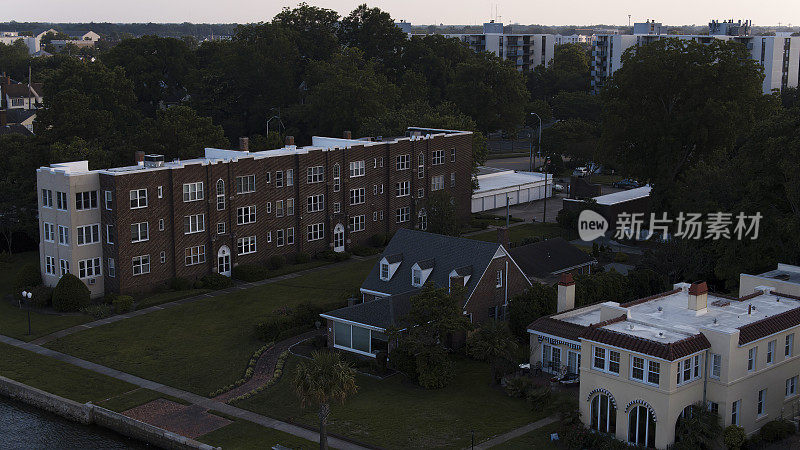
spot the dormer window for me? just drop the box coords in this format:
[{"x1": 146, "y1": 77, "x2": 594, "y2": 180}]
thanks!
[
  {"x1": 412, "y1": 268, "x2": 422, "y2": 287},
  {"x1": 380, "y1": 263, "x2": 389, "y2": 280},
  {"x1": 379, "y1": 254, "x2": 402, "y2": 281}
]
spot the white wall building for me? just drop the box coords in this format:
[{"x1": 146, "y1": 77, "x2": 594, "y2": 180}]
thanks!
[
  {"x1": 0, "y1": 31, "x2": 40, "y2": 54},
  {"x1": 592, "y1": 19, "x2": 800, "y2": 94},
  {"x1": 471, "y1": 167, "x2": 552, "y2": 213}
]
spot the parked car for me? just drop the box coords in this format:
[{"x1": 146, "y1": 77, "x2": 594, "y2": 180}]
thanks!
[
  {"x1": 612, "y1": 179, "x2": 640, "y2": 189},
  {"x1": 572, "y1": 167, "x2": 589, "y2": 177},
  {"x1": 553, "y1": 184, "x2": 565, "y2": 193}
]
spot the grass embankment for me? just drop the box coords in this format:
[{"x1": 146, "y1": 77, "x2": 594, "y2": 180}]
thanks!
[{"x1": 45, "y1": 258, "x2": 376, "y2": 395}]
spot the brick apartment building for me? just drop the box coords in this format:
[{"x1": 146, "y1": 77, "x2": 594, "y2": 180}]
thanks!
[{"x1": 36, "y1": 128, "x2": 473, "y2": 297}]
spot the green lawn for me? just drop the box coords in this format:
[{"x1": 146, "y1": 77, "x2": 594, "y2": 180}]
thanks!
[
  {"x1": 135, "y1": 289, "x2": 211, "y2": 309},
  {"x1": 466, "y1": 223, "x2": 565, "y2": 245},
  {"x1": 45, "y1": 258, "x2": 377, "y2": 396},
  {"x1": 0, "y1": 251, "x2": 91, "y2": 341},
  {"x1": 198, "y1": 419, "x2": 316, "y2": 449},
  {"x1": 234, "y1": 355, "x2": 554, "y2": 449},
  {"x1": 495, "y1": 422, "x2": 563, "y2": 449},
  {"x1": 0, "y1": 342, "x2": 135, "y2": 403},
  {"x1": 95, "y1": 387, "x2": 189, "y2": 412},
  {"x1": 586, "y1": 174, "x2": 624, "y2": 186}
]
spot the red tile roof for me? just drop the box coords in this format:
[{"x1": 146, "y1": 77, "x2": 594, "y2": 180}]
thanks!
[
  {"x1": 527, "y1": 316, "x2": 587, "y2": 342},
  {"x1": 738, "y1": 305, "x2": 800, "y2": 345},
  {"x1": 581, "y1": 326, "x2": 711, "y2": 361}
]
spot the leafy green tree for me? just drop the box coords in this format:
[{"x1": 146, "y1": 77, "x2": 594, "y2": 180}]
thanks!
[
  {"x1": 467, "y1": 320, "x2": 519, "y2": 384},
  {"x1": 273, "y1": 2, "x2": 340, "y2": 62},
  {"x1": 600, "y1": 38, "x2": 775, "y2": 213},
  {"x1": 425, "y1": 190, "x2": 460, "y2": 236},
  {"x1": 527, "y1": 43, "x2": 590, "y2": 99},
  {"x1": 637, "y1": 239, "x2": 716, "y2": 286},
  {"x1": 527, "y1": 98, "x2": 553, "y2": 123},
  {"x1": 0, "y1": 40, "x2": 33, "y2": 81},
  {"x1": 102, "y1": 36, "x2": 197, "y2": 114},
  {"x1": 338, "y1": 4, "x2": 407, "y2": 65},
  {"x1": 723, "y1": 425, "x2": 746, "y2": 450},
  {"x1": 400, "y1": 34, "x2": 477, "y2": 105},
  {"x1": 508, "y1": 282, "x2": 556, "y2": 339},
  {"x1": 136, "y1": 105, "x2": 229, "y2": 161},
  {"x1": 52, "y1": 273, "x2": 90, "y2": 312},
  {"x1": 673, "y1": 403, "x2": 723, "y2": 450},
  {"x1": 292, "y1": 350, "x2": 358, "y2": 450},
  {"x1": 550, "y1": 91, "x2": 601, "y2": 122},
  {"x1": 542, "y1": 119, "x2": 600, "y2": 161}
]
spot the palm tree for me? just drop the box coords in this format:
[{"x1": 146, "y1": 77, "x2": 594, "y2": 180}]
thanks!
[
  {"x1": 292, "y1": 351, "x2": 358, "y2": 449},
  {"x1": 467, "y1": 320, "x2": 520, "y2": 385},
  {"x1": 673, "y1": 402, "x2": 723, "y2": 449}
]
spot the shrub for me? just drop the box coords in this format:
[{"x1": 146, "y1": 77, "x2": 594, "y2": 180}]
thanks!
[
  {"x1": 416, "y1": 349, "x2": 454, "y2": 389},
  {"x1": 52, "y1": 273, "x2": 90, "y2": 312},
  {"x1": 169, "y1": 277, "x2": 192, "y2": 291},
  {"x1": 723, "y1": 425, "x2": 746, "y2": 450},
  {"x1": 29, "y1": 285, "x2": 53, "y2": 308},
  {"x1": 504, "y1": 376, "x2": 535, "y2": 398},
  {"x1": 524, "y1": 386, "x2": 552, "y2": 406},
  {"x1": 317, "y1": 250, "x2": 350, "y2": 262},
  {"x1": 294, "y1": 252, "x2": 311, "y2": 264},
  {"x1": 202, "y1": 273, "x2": 233, "y2": 290},
  {"x1": 518, "y1": 236, "x2": 540, "y2": 246},
  {"x1": 388, "y1": 345, "x2": 418, "y2": 382},
  {"x1": 758, "y1": 418, "x2": 795, "y2": 443},
  {"x1": 232, "y1": 263, "x2": 268, "y2": 282},
  {"x1": 369, "y1": 233, "x2": 386, "y2": 248},
  {"x1": 81, "y1": 303, "x2": 115, "y2": 319},
  {"x1": 14, "y1": 263, "x2": 42, "y2": 291},
  {"x1": 614, "y1": 252, "x2": 629, "y2": 263},
  {"x1": 255, "y1": 302, "x2": 323, "y2": 342},
  {"x1": 113, "y1": 295, "x2": 134, "y2": 313},
  {"x1": 268, "y1": 255, "x2": 285, "y2": 270},
  {"x1": 192, "y1": 280, "x2": 205, "y2": 289},
  {"x1": 351, "y1": 245, "x2": 378, "y2": 257}
]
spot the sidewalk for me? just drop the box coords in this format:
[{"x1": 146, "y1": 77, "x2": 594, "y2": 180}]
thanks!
[
  {"x1": 0, "y1": 333, "x2": 367, "y2": 450},
  {"x1": 472, "y1": 415, "x2": 558, "y2": 449}
]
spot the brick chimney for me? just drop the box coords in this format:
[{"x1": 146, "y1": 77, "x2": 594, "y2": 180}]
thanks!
[
  {"x1": 497, "y1": 227, "x2": 510, "y2": 248},
  {"x1": 688, "y1": 281, "x2": 708, "y2": 312},
  {"x1": 239, "y1": 137, "x2": 249, "y2": 151},
  {"x1": 557, "y1": 273, "x2": 576, "y2": 312},
  {"x1": 134, "y1": 151, "x2": 145, "y2": 166},
  {"x1": 343, "y1": 130, "x2": 352, "y2": 139},
  {"x1": 285, "y1": 135, "x2": 295, "y2": 146}
]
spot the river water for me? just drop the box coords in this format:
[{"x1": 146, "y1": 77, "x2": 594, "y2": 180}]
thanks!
[{"x1": 0, "y1": 396, "x2": 148, "y2": 449}]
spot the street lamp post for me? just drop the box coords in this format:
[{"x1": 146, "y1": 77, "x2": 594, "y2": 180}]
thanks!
[
  {"x1": 529, "y1": 112, "x2": 542, "y2": 172},
  {"x1": 21, "y1": 290, "x2": 32, "y2": 335}
]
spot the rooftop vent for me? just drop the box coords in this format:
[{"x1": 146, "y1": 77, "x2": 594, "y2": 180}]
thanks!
[
  {"x1": 144, "y1": 154, "x2": 164, "y2": 168},
  {"x1": 773, "y1": 274, "x2": 790, "y2": 281}
]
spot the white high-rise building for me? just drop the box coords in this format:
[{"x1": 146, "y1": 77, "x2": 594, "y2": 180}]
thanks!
[{"x1": 592, "y1": 19, "x2": 800, "y2": 94}]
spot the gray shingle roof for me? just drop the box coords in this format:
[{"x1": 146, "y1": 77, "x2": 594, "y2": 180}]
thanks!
[
  {"x1": 361, "y1": 229, "x2": 503, "y2": 301},
  {"x1": 509, "y1": 237, "x2": 595, "y2": 279},
  {"x1": 321, "y1": 293, "x2": 413, "y2": 330}
]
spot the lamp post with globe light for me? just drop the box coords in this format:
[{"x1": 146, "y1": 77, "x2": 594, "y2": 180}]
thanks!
[{"x1": 21, "y1": 290, "x2": 32, "y2": 335}]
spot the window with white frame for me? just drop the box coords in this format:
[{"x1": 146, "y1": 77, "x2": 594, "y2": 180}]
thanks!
[
  {"x1": 677, "y1": 355, "x2": 702, "y2": 384},
  {"x1": 286, "y1": 169, "x2": 294, "y2": 186},
  {"x1": 731, "y1": 400, "x2": 740, "y2": 425},
  {"x1": 647, "y1": 361, "x2": 660, "y2": 385},
  {"x1": 106, "y1": 225, "x2": 114, "y2": 244},
  {"x1": 287, "y1": 227, "x2": 294, "y2": 245},
  {"x1": 412, "y1": 268, "x2": 422, "y2": 286},
  {"x1": 349, "y1": 215, "x2": 365, "y2": 233},
  {"x1": 43, "y1": 222, "x2": 54, "y2": 242},
  {"x1": 216, "y1": 179, "x2": 225, "y2": 210},
  {"x1": 59, "y1": 259, "x2": 69, "y2": 276},
  {"x1": 593, "y1": 347, "x2": 606, "y2": 370},
  {"x1": 350, "y1": 188, "x2": 365, "y2": 205},
  {"x1": 237, "y1": 236, "x2": 257, "y2": 255},
  {"x1": 496, "y1": 269, "x2": 503, "y2": 287},
  {"x1": 42, "y1": 189, "x2": 53, "y2": 208},
  {"x1": 217, "y1": 222, "x2": 226, "y2": 235},
  {"x1": 380, "y1": 263, "x2": 389, "y2": 279},
  {"x1": 631, "y1": 357, "x2": 645, "y2": 381},
  {"x1": 431, "y1": 175, "x2": 444, "y2": 191},
  {"x1": 75, "y1": 191, "x2": 98, "y2": 210},
  {"x1": 748, "y1": 347, "x2": 757, "y2": 371},
  {"x1": 108, "y1": 258, "x2": 115, "y2": 277},
  {"x1": 79, "y1": 257, "x2": 101, "y2": 278},
  {"x1": 157, "y1": 186, "x2": 162, "y2": 198},
  {"x1": 307, "y1": 166, "x2": 324, "y2": 183},
  {"x1": 185, "y1": 245, "x2": 205, "y2": 266},
  {"x1": 235, "y1": 175, "x2": 255, "y2": 194},
  {"x1": 349, "y1": 160, "x2": 365, "y2": 177},
  {"x1": 130, "y1": 189, "x2": 147, "y2": 208},
  {"x1": 608, "y1": 350, "x2": 620, "y2": 374},
  {"x1": 159, "y1": 218, "x2": 164, "y2": 231},
  {"x1": 767, "y1": 340, "x2": 776, "y2": 364},
  {"x1": 267, "y1": 231, "x2": 272, "y2": 243},
  {"x1": 76, "y1": 224, "x2": 100, "y2": 245},
  {"x1": 693, "y1": 354, "x2": 701, "y2": 378},
  {"x1": 56, "y1": 191, "x2": 68, "y2": 210},
  {"x1": 276, "y1": 200, "x2": 284, "y2": 217},
  {"x1": 787, "y1": 334, "x2": 794, "y2": 357},
  {"x1": 395, "y1": 181, "x2": 410, "y2": 197},
  {"x1": 418, "y1": 153, "x2": 425, "y2": 178},
  {"x1": 396, "y1": 154, "x2": 410, "y2": 170},
  {"x1": 287, "y1": 198, "x2": 294, "y2": 215},
  {"x1": 275, "y1": 171, "x2": 283, "y2": 188},
  {"x1": 307, "y1": 194, "x2": 324, "y2": 212},
  {"x1": 307, "y1": 223, "x2": 324, "y2": 241},
  {"x1": 131, "y1": 222, "x2": 149, "y2": 243},
  {"x1": 418, "y1": 209, "x2": 427, "y2": 230},
  {"x1": 276, "y1": 229, "x2": 285, "y2": 246},
  {"x1": 711, "y1": 353, "x2": 721, "y2": 379},
  {"x1": 237, "y1": 206, "x2": 257, "y2": 225},
  {"x1": 132, "y1": 255, "x2": 150, "y2": 275},
  {"x1": 787, "y1": 376, "x2": 798, "y2": 398},
  {"x1": 58, "y1": 225, "x2": 69, "y2": 245},
  {"x1": 45, "y1": 256, "x2": 55, "y2": 275},
  {"x1": 182, "y1": 182, "x2": 204, "y2": 202},
  {"x1": 184, "y1": 214, "x2": 205, "y2": 234},
  {"x1": 432, "y1": 149, "x2": 445, "y2": 165},
  {"x1": 451, "y1": 148, "x2": 456, "y2": 162},
  {"x1": 333, "y1": 164, "x2": 340, "y2": 192},
  {"x1": 450, "y1": 172, "x2": 456, "y2": 187},
  {"x1": 266, "y1": 202, "x2": 272, "y2": 214},
  {"x1": 265, "y1": 171, "x2": 271, "y2": 184},
  {"x1": 757, "y1": 389, "x2": 766, "y2": 416},
  {"x1": 159, "y1": 251, "x2": 164, "y2": 264},
  {"x1": 418, "y1": 188, "x2": 425, "y2": 199},
  {"x1": 333, "y1": 202, "x2": 341, "y2": 213},
  {"x1": 104, "y1": 191, "x2": 112, "y2": 210},
  {"x1": 396, "y1": 207, "x2": 409, "y2": 223}
]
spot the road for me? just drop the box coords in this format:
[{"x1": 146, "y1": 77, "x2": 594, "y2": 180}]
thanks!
[{"x1": 484, "y1": 156, "x2": 546, "y2": 172}]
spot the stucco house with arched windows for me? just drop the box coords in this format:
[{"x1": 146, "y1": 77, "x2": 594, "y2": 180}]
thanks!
[{"x1": 528, "y1": 273, "x2": 800, "y2": 448}]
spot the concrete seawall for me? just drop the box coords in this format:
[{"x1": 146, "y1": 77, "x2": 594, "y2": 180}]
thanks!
[{"x1": 0, "y1": 376, "x2": 218, "y2": 449}]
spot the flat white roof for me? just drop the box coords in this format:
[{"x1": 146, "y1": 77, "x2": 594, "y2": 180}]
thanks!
[
  {"x1": 474, "y1": 169, "x2": 549, "y2": 195},
  {"x1": 593, "y1": 185, "x2": 651, "y2": 206}
]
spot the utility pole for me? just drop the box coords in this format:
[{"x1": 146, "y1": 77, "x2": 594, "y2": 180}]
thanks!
[
  {"x1": 542, "y1": 157, "x2": 550, "y2": 223},
  {"x1": 628, "y1": 15, "x2": 631, "y2": 27},
  {"x1": 529, "y1": 112, "x2": 542, "y2": 172}
]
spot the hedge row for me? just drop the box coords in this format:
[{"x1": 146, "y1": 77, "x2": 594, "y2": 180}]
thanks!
[
  {"x1": 228, "y1": 350, "x2": 290, "y2": 403},
  {"x1": 209, "y1": 342, "x2": 274, "y2": 397}
]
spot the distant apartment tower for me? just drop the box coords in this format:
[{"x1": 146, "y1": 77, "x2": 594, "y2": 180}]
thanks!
[
  {"x1": 36, "y1": 128, "x2": 473, "y2": 298},
  {"x1": 591, "y1": 19, "x2": 800, "y2": 94}
]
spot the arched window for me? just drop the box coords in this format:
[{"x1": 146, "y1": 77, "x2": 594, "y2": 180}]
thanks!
[
  {"x1": 333, "y1": 164, "x2": 341, "y2": 192},
  {"x1": 628, "y1": 405, "x2": 656, "y2": 447},
  {"x1": 216, "y1": 179, "x2": 225, "y2": 210},
  {"x1": 418, "y1": 209, "x2": 427, "y2": 231},
  {"x1": 590, "y1": 393, "x2": 616, "y2": 434}
]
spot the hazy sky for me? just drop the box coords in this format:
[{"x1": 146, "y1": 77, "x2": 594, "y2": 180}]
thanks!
[{"x1": 3, "y1": 0, "x2": 798, "y2": 27}]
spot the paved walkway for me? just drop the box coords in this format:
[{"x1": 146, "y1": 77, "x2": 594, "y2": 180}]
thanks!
[
  {"x1": 0, "y1": 333, "x2": 367, "y2": 450},
  {"x1": 30, "y1": 256, "x2": 374, "y2": 346},
  {"x1": 472, "y1": 415, "x2": 558, "y2": 449},
  {"x1": 213, "y1": 329, "x2": 323, "y2": 403}
]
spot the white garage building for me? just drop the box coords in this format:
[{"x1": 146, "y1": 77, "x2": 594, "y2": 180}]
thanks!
[{"x1": 471, "y1": 167, "x2": 552, "y2": 213}]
